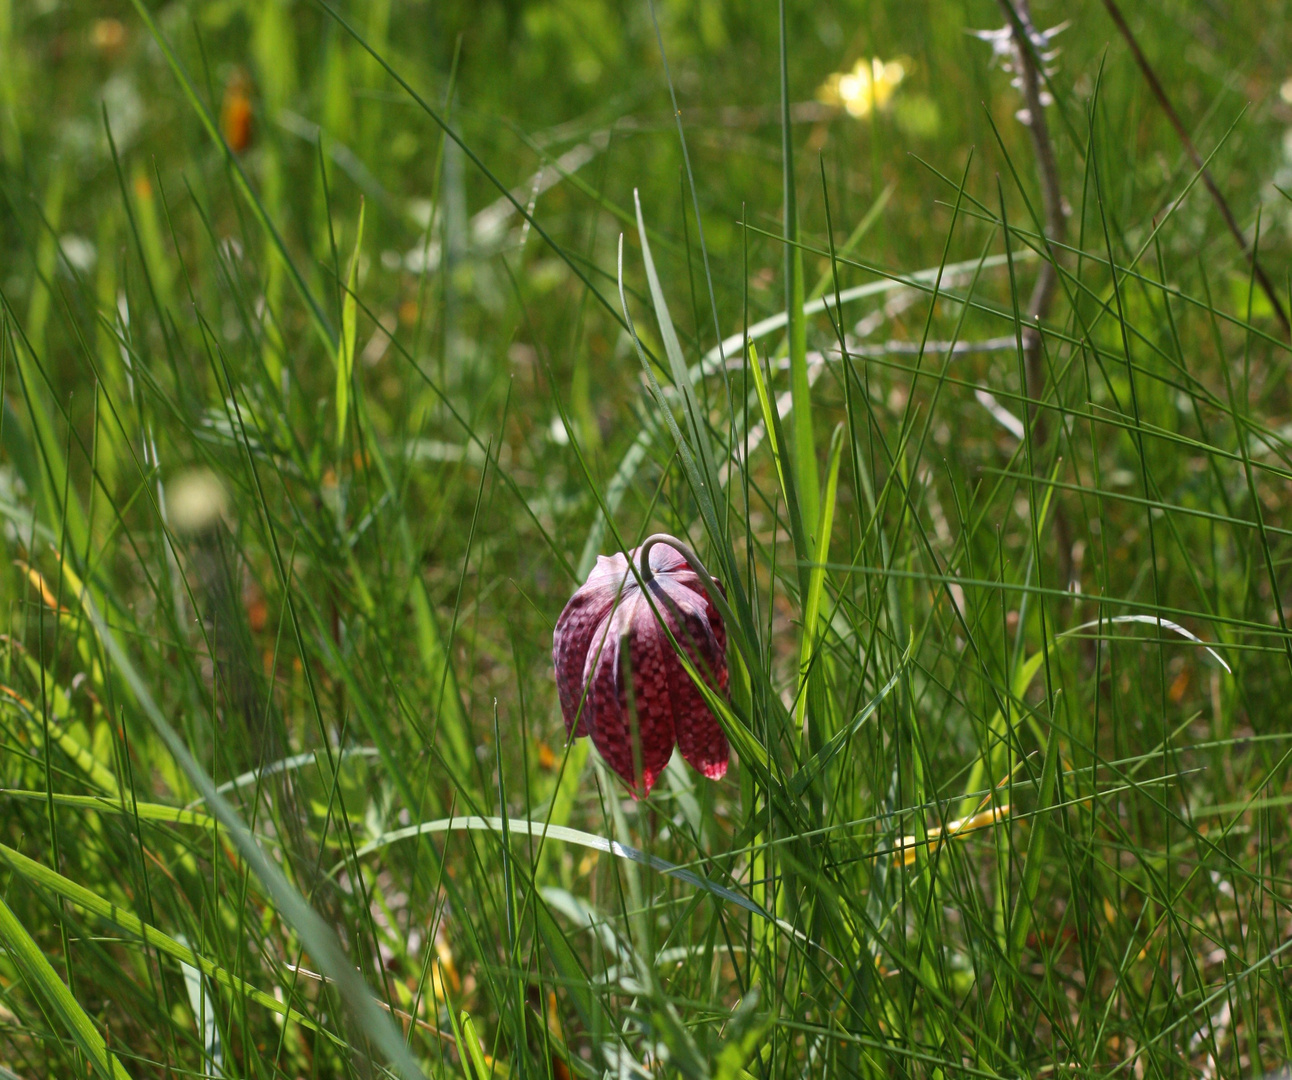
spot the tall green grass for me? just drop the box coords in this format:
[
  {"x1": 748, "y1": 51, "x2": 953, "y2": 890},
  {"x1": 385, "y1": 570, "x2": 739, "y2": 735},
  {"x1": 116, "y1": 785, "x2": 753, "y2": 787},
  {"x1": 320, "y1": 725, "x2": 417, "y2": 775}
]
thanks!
[{"x1": 1, "y1": 1, "x2": 1292, "y2": 1077}]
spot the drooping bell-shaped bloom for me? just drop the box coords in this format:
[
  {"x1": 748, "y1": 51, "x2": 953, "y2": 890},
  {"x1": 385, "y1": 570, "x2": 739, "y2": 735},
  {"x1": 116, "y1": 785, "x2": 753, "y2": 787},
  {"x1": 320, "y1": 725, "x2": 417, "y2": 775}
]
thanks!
[{"x1": 553, "y1": 536, "x2": 729, "y2": 797}]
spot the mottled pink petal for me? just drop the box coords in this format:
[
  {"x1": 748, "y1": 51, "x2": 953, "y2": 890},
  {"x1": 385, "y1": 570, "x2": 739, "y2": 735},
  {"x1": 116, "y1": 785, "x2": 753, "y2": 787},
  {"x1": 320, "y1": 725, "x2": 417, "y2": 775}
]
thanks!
[
  {"x1": 708, "y1": 599, "x2": 727, "y2": 687},
  {"x1": 585, "y1": 592, "x2": 675, "y2": 797},
  {"x1": 552, "y1": 553, "x2": 630, "y2": 738},
  {"x1": 644, "y1": 542, "x2": 689, "y2": 577},
  {"x1": 649, "y1": 579, "x2": 729, "y2": 779},
  {"x1": 553, "y1": 537, "x2": 730, "y2": 795},
  {"x1": 645, "y1": 546, "x2": 727, "y2": 680},
  {"x1": 586, "y1": 551, "x2": 633, "y2": 589},
  {"x1": 669, "y1": 684, "x2": 729, "y2": 778}
]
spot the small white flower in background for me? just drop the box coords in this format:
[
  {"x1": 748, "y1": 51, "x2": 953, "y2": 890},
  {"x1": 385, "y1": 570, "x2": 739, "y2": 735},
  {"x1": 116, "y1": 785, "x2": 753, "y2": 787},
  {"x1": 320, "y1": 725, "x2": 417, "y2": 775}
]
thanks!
[
  {"x1": 817, "y1": 57, "x2": 907, "y2": 119},
  {"x1": 166, "y1": 469, "x2": 230, "y2": 535},
  {"x1": 99, "y1": 73, "x2": 145, "y2": 150},
  {"x1": 58, "y1": 234, "x2": 96, "y2": 274},
  {"x1": 970, "y1": 20, "x2": 1068, "y2": 125}
]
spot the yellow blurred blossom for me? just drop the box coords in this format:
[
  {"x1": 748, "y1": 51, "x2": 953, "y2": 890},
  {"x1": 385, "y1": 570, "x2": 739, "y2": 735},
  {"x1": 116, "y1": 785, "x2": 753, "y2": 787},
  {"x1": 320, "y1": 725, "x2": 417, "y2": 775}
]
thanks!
[
  {"x1": 90, "y1": 18, "x2": 127, "y2": 56},
  {"x1": 817, "y1": 57, "x2": 907, "y2": 119}
]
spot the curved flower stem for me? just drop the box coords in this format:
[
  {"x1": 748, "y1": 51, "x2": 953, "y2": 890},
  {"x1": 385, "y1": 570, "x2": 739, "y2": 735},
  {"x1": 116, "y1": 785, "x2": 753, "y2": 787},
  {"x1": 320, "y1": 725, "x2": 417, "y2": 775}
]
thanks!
[
  {"x1": 636, "y1": 533, "x2": 740, "y2": 715},
  {"x1": 637, "y1": 533, "x2": 735, "y2": 632},
  {"x1": 640, "y1": 532, "x2": 708, "y2": 585},
  {"x1": 635, "y1": 534, "x2": 772, "y2": 708}
]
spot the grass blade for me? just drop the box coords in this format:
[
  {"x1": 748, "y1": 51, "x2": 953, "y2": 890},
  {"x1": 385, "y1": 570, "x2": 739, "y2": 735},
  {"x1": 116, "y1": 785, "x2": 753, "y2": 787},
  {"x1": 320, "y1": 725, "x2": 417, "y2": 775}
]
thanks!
[
  {"x1": 0, "y1": 895, "x2": 131, "y2": 1080},
  {"x1": 336, "y1": 197, "x2": 365, "y2": 450}
]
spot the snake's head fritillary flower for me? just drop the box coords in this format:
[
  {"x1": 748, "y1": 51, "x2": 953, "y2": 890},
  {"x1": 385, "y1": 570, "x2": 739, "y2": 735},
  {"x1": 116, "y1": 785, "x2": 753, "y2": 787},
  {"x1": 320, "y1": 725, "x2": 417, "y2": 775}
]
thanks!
[{"x1": 552, "y1": 535, "x2": 729, "y2": 798}]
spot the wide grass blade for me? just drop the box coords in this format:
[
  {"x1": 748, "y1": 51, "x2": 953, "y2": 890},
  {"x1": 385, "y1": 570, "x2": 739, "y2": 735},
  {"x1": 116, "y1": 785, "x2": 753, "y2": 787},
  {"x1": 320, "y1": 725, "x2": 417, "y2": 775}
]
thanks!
[{"x1": 0, "y1": 894, "x2": 131, "y2": 1080}]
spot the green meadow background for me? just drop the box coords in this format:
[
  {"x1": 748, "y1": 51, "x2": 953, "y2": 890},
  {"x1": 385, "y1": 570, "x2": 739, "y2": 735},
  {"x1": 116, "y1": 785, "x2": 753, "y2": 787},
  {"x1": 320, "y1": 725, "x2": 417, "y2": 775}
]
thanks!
[{"x1": 1, "y1": 0, "x2": 1292, "y2": 1076}]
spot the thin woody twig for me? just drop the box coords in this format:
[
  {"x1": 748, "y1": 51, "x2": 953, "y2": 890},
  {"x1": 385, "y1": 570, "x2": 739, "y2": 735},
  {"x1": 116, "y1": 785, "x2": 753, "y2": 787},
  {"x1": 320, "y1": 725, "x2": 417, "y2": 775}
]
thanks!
[
  {"x1": 996, "y1": 0, "x2": 1065, "y2": 428},
  {"x1": 996, "y1": 0, "x2": 1077, "y2": 583},
  {"x1": 1100, "y1": 0, "x2": 1290, "y2": 336}
]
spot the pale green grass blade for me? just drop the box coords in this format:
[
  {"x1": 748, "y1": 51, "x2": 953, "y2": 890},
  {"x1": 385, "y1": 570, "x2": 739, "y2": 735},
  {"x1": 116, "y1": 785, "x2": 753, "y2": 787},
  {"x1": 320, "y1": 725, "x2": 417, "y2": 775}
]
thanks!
[
  {"x1": 336, "y1": 197, "x2": 365, "y2": 450},
  {"x1": 795, "y1": 423, "x2": 844, "y2": 734},
  {"x1": 341, "y1": 814, "x2": 774, "y2": 922},
  {"x1": 0, "y1": 842, "x2": 351, "y2": 1044},
  {"x1": 0, "y1": 894, "x2": 131, "y2": 1080}
]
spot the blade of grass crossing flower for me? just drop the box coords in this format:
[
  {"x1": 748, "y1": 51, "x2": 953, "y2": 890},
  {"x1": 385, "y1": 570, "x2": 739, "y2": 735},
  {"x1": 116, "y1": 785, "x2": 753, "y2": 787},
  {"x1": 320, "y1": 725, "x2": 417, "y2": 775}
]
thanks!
[
  {"x1": 0, "y1": 894, "x2": 131, "y2": 1080},
  {"x1": 796, "y1": 423, "x2": 844, "y2": 736},
  {"x1": 648, "y1": 610, "x2": 821, "y2": 842},
  {"x1": 336, "y1": 197, "x2": 364, "y2": 450},
  {"x1": 618, "y1": 237, "x2": 767, "y2": 668}
]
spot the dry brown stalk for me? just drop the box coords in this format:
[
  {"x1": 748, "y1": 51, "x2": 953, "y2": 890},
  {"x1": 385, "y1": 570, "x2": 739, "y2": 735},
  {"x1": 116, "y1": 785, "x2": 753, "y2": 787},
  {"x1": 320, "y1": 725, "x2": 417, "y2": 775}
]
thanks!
[{"x1": 1100, "y1": 0, "x2": 1290, "y2": 337}]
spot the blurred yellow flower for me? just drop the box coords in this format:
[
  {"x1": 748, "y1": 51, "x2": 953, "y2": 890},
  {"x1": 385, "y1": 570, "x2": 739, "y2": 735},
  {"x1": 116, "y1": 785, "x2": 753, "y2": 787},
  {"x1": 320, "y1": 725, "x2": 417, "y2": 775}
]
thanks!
[{"x1": 817, "y1": 57, "x2": 907, "y2": 119}]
